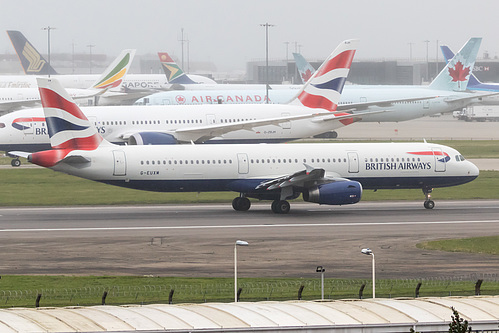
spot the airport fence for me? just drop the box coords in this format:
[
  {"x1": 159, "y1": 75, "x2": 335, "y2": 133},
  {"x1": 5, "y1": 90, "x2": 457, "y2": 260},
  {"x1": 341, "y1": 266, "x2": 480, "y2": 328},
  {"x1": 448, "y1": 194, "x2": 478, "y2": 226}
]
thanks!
[{"x1": 0, "y1": 274, "x2": 498, "y2": 308}]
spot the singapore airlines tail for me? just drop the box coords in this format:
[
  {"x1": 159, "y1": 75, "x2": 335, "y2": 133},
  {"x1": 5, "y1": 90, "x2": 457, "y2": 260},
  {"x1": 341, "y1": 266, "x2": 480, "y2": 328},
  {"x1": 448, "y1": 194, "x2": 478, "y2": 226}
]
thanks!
[
  {"x1": 7, "y1": 30, "x2": 58, "y2": 75},
  {"x1": 158, "y1": 52, "x2": 196, "y2": 84},
  {"x1": 293, "y1": 52, "x2": 316, "y2": 84},
  {"x1": 290, "y1": 39, "x2": 358, "y2": 111},
  {"x1": 428, "y1": 37, "x2": 481, "y2": 91}
]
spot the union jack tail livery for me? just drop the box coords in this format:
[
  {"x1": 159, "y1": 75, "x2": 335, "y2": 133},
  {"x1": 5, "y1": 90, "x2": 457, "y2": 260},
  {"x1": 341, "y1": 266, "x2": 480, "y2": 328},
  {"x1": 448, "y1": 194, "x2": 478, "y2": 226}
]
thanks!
[
  {"x1": 290, "y1": 39, "x2": 358, "y2": 111},
  {"x1": 28, "y1": 78, "x2": 107, "y2": 167},
  {"x1": 158, "y1": 52, "x2": 196, "y2": 84}
]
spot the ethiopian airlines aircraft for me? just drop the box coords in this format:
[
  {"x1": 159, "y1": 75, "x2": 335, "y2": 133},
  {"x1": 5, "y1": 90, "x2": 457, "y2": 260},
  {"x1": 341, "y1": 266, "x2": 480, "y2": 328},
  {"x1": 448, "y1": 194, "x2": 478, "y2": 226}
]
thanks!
[
  {"x1": 10, "y1": 77, "x2": 479, "y2": 213},
  {"x1": 2, "y1": 30, "x2": 171, "y2": 90},
  {"x1": 1, "y1": 39, "x2": 362, "y2": 160}
]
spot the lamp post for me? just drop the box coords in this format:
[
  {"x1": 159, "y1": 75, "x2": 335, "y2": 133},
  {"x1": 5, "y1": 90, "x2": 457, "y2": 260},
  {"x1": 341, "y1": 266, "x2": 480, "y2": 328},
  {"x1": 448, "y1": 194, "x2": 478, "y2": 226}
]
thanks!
[
  {"x1": 41, "y1": 26, "x2": 55, "y2": 77},
  {"x1": 234, "y1": 240, "x2": 249, "y2": 302},
  {"x1": 260, "y1": 23, "x2": 274, "y2": 104},
  {"x1": 361, "y1": 248, "x2": 375, "y2": 298},
  {"x1": 316, "y1": 266, "x2": 325, "y2": 300}
]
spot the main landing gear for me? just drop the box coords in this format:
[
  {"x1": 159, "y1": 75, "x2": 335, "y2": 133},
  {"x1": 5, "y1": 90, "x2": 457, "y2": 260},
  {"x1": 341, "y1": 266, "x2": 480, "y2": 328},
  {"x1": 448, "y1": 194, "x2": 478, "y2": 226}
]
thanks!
[
  {"x1": 232, "y1": 197, "x2": 251, "y2": 211},
  {"x1": 11, "y1": 158, "x2": 21, "y2": 167},
  {"x1": 271, "y1": 200, "x2": 290, "y2": 214},
  {"x1": 422, "y1": 187, "x2": 435, "y2": 209}
]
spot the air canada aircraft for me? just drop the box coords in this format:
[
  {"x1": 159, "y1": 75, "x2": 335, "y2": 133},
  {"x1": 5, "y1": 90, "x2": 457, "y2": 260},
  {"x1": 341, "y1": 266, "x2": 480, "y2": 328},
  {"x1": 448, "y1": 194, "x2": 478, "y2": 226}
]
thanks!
[
  {"x1": 9, "y1": 77, "x2": 479, "y2": 213},
  {"x1": 1, "y1": 39, "x2": 364, "y2": 161}
]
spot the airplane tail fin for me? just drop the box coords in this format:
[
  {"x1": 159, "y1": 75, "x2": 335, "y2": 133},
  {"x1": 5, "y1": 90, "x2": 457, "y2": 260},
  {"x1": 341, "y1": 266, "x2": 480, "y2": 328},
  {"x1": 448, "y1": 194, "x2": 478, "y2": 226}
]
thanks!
[
  {"x1": 441, "y1": 44, "x2": 482, "y2": 86},
  {"x1": 6, "y1": 30, "x2": 58, "y2": 75},
  {"x1": 158, "y1": 52, "x2": 196, "y2": 84},
  {"x1": 428, "y1": 37, "x2": 481, "y2": 91},
  {"x1": 293, "y1": 52, "x2": 316, "y2": 84},
  {"x1": 29, "y1": 78, "x2": 107, "y2": 167},
  {"x1": 90, "y1": 49, "x2": 136, "y2": 90},
  {"x1": 289, "y1": 39, "x2": 358, "y2": 111}
]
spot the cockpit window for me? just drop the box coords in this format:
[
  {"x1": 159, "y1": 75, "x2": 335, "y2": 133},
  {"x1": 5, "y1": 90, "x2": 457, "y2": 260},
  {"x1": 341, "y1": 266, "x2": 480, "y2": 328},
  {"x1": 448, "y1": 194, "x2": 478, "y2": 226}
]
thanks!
[
  {"x1": 0, "y1": 123, "x2": 5, "y2": 128},
  {"x1": 455, "y1": 155, "x2": 466, "y2": 162}
]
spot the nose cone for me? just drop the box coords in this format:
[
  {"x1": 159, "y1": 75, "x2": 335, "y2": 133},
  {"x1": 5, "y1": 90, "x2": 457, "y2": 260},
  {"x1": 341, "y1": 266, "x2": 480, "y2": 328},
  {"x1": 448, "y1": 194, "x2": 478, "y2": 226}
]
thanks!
[{"x1": 467, "y1": 160, "x2": 480, "y2": 178}]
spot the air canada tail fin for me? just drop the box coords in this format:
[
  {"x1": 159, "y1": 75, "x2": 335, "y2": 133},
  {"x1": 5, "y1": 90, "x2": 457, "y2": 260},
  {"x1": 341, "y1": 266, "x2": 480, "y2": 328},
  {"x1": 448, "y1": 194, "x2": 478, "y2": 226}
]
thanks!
[
  {"x1": 441, "y1": 44, "x2": 482, "y2": 86},
  {"x1": 29, "y1": 78, "x2": 107, "y2": 168},
  {"x1": 158, "y1": 52, "x2": 196, "y2": 84},
  {"x1": 289, "y1": 39, "x2": 358, "y2": 111},
  {"x1": 428, "y1": 37, "x2": 481, "y2": 91},
  {"x1": 90, "y1": 49, "x2": 136, "y2": 90},
  {"x1": 293, "y1": 52, "x2": 316, "y2": 84},
  {"x1": 7, "y1": 30, "x2": 58, "y2": 75}
]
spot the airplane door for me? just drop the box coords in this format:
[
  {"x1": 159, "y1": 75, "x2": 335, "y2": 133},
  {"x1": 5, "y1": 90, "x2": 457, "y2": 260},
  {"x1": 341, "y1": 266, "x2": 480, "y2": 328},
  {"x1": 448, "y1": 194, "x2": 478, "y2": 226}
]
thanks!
[
  {"x1": 347, "y1": 152, "x2": 359, "y2": 173},
  {"x1": 280, "y1": 112, "x2": 291, "y2": 129},
  {"x1": 423, "y1": 100, "x2": 430, "y2": 109},
  {"x1": 206, "y1": 114, "x2": 216, "y2": 125},
  {"x1": 113, "y1": 150, "x2": 127, "y2": 176},
  {"x1": 432, "y1": 148, "x2": 446, "y2": 172},
  {"x1": 237, "y1": 153, "x2": 249, "y2": 174}
]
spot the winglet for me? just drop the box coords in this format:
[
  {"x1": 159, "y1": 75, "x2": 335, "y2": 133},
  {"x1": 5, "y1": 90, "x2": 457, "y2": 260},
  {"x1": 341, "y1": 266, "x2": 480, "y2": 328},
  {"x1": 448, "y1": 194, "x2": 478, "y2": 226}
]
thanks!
[{"x1": 7, "y1": 30, "x2": 58, "y2": 75}]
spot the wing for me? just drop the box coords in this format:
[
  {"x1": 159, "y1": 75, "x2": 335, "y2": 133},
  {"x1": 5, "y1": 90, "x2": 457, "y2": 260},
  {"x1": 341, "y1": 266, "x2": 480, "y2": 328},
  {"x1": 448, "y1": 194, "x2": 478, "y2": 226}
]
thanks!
[{"x1": 336, "y1": 96, "x2": 438, "y2": 112}]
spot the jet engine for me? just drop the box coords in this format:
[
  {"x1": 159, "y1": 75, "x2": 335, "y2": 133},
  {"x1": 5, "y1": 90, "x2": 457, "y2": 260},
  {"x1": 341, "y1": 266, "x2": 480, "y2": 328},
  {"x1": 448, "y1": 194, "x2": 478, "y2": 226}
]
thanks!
[
  {"x1": 128, "y1": 132, "x2": 178, "y2": 145},
  {"x1": 303, "y1": 181, "x2": 362, "y2": 205}
]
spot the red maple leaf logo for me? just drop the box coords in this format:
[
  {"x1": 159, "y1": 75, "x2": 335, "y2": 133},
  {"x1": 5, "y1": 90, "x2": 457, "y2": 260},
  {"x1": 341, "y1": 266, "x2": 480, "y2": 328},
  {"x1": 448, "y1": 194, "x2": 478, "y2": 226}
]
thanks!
[
  {"x1": 301, "y1": 69, "x2": 313, "y2": 82},
  {"x1": 175, "y1": 95, "x2": 186, "y2": 104},
  {"x1": 448, "y1": 61, "x2": 470, "y2": 82}
]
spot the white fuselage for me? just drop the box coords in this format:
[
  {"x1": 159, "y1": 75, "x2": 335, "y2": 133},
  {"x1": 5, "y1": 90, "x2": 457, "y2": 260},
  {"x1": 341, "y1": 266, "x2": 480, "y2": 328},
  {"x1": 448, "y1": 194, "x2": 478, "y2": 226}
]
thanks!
[{"x1": 50, "y1": 142, "x2": 479, "y2": 195}]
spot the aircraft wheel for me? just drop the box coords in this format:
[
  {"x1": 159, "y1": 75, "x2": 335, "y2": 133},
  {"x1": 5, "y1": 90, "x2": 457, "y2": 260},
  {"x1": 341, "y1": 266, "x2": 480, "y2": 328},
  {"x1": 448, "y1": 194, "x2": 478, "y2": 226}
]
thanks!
[
  {"x1": 271, "y1": 200, "x2": 290, "y2": 214},
  {"x1": 424, "y1": 200, "x2": 435, "y2": 209},
  {"x1": 232, "y1": 197, "x2": 251, "y2": 211},
  {"x1": 11, "y1": 159, "x2": 21, "y2": 167}
]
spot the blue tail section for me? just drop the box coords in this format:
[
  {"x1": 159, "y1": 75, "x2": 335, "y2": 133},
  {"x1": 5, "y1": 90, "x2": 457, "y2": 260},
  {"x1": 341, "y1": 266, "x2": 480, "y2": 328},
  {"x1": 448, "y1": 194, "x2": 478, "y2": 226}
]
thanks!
[{"x1": 7, "y1": 30, "x2": 58, "y2": 75}]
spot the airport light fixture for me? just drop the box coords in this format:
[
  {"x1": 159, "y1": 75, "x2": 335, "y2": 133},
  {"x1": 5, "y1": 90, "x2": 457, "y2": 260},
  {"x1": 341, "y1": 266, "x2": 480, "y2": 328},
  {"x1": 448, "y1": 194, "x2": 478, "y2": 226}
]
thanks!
[
  {"x1": 41, "y1": 26, "x2": 56, "y2": 77},
  {"x1": 260, "y1": 23, "x2": 274, "y2": 104},
  {"x1": 234, "y1": 240, "x2": 249, "y2": 302},
  {"x1": 316, "y1": 266, "x2": 325, "y2": 300},
  {"x1": 361, "y1": 248, "x2": 375, "y2": 298}
]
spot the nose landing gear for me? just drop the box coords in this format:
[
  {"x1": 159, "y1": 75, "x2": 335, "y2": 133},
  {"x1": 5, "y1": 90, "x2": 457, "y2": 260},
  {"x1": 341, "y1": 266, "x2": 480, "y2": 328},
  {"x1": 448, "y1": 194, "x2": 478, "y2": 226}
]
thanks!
[{"x1": 422, "y1": 187, "x2": 435, "y2": 209}]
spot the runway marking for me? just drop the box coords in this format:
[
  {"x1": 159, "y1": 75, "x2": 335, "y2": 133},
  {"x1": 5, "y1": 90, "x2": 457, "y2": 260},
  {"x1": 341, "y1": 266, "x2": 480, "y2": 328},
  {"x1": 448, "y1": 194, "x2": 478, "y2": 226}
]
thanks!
[{"x1": 0, "y1": 220, "x2": 498, "y2": 233}]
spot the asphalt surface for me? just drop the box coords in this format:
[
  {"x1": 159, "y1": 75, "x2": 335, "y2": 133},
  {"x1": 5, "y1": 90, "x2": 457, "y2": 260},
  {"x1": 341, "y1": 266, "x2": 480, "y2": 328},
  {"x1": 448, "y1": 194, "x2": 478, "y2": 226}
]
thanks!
[{"x1": 0, "y1": 200, "x2": 498, "y2": 279}]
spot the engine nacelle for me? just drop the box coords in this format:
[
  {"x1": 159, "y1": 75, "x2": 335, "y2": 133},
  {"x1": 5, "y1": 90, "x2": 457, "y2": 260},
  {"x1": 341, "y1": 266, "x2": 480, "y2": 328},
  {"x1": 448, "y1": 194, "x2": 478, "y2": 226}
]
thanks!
[
  {"x1": 128, "y1": 132, "x2": 178, "y2": 145},
  {"x1": 303, "y1": 181, "x2": 362, "y2": 205}
]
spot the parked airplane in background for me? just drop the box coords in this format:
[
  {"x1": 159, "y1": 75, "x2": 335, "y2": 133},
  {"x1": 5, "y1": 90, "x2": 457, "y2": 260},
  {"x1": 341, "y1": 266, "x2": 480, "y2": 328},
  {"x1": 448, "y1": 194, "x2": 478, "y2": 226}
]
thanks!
[
  {"x1": 4, "y1": 30, "x2": 170, "y2": 90},
  {"x1": 293, "y1": 52, "x2": 316, "y2": 84},
  {"x1": 1, "y1": 40, "x2": 362, "y2": 161},
  {"x1": 158, "y1": 52, "x2": 217, "y2": 85},
  {"x1": 9, "y1": 77, "x2": 479, "y2": 213},
  {"x1": 0, "y1": 49, "x2": 149, "y2": 114}
]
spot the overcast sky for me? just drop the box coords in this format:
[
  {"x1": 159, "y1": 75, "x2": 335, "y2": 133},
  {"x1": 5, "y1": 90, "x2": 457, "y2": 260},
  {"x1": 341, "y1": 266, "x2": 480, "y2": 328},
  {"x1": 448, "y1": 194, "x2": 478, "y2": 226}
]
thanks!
[{"x1": 1, "y1": 0, "x2": 499, "y2": 72}]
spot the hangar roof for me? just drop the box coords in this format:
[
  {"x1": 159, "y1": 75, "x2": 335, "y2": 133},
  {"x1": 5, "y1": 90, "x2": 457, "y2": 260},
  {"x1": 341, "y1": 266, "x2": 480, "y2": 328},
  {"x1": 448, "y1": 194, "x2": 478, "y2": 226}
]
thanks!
[{"x1": 0, "y1": 296, "x2": 498, "y2": 332}]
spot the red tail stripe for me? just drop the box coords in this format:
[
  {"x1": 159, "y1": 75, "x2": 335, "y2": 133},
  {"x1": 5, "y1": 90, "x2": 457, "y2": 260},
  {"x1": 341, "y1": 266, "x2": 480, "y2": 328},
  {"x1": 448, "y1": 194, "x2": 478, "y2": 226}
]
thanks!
[
  {"x1": 29, "y1": 149, "x2": 72, "y2": 168},
  {"x1": 315, "y1": 49, "x2": 356, "y2": 77},
  {"x1": 159, "y1": 53, "x2": 174, "y2": 62},
  {"x1": 52, "y1": 134, "x2": 102, "y2": 150},
  {"x1": 298, "y1": 93, "x2": 338, "y2": 111},
  {"x1": 39, "y1": 87, "x2": 88, "y2": 121}
]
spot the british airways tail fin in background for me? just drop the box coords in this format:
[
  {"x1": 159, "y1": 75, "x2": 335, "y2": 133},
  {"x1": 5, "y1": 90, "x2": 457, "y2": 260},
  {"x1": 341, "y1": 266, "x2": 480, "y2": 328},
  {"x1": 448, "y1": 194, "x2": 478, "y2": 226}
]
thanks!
[
  {"x1": 289, "y1": 39, "x2": 358, "y2": 111},
  {"x1": 428, "y1": 37, "x2": 481, "y2": 91},
  {"x1": 7, "y1": 30, "x2": 58, "y2": 76},
  {"x1": 293, "y1": 52, "x2": 316, "y2": 84}
]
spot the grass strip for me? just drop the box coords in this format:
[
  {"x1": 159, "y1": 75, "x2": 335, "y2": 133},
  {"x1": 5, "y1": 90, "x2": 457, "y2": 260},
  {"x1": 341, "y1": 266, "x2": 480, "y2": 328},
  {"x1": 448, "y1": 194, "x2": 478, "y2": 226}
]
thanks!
[{"x1": 417, "y1": 236, "x2": 499, "y2": 255}]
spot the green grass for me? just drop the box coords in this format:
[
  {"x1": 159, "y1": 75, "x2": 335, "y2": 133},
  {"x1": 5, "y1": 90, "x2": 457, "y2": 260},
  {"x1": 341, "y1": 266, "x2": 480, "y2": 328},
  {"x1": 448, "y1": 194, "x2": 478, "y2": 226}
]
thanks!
[
  {"x1": 0, "y1": 275, "x2": 497, "y2": 308},
  {"x1": 417, "y1": 236, "x2": 499, "y2": 255},
  {"x1": 0, "y1": 168, "x2": 497, "y2": 206}
]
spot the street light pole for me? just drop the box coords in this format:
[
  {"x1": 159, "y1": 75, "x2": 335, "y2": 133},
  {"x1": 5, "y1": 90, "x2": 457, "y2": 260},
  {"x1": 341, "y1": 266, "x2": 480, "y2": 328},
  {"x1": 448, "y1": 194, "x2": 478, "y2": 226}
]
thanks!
[
  {"x1": 42, "y1": 26, "x2": 55, "y2": 77},
  {"x1": 316, "y1": 266, "x2": 325, "y2": 300},
  {"x1": 260, "y1": 23, "x2": 274, "y2": 104},
  {"x1": 361, "y1": 248, "x2": 375, "y2": 299},
  {"x1": 234, "y1": 240, "x2": 249, "y2": 302}
]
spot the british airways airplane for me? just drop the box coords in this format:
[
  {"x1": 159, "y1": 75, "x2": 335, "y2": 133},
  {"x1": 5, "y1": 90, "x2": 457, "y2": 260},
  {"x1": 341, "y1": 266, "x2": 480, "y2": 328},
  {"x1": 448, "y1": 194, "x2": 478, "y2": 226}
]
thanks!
[
  {"x1": 9, "y1": 77, "x2": 479, "y2": 213},
  {"x1": 1, "y1": 39, "x2": 362, "y2": 160}
]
